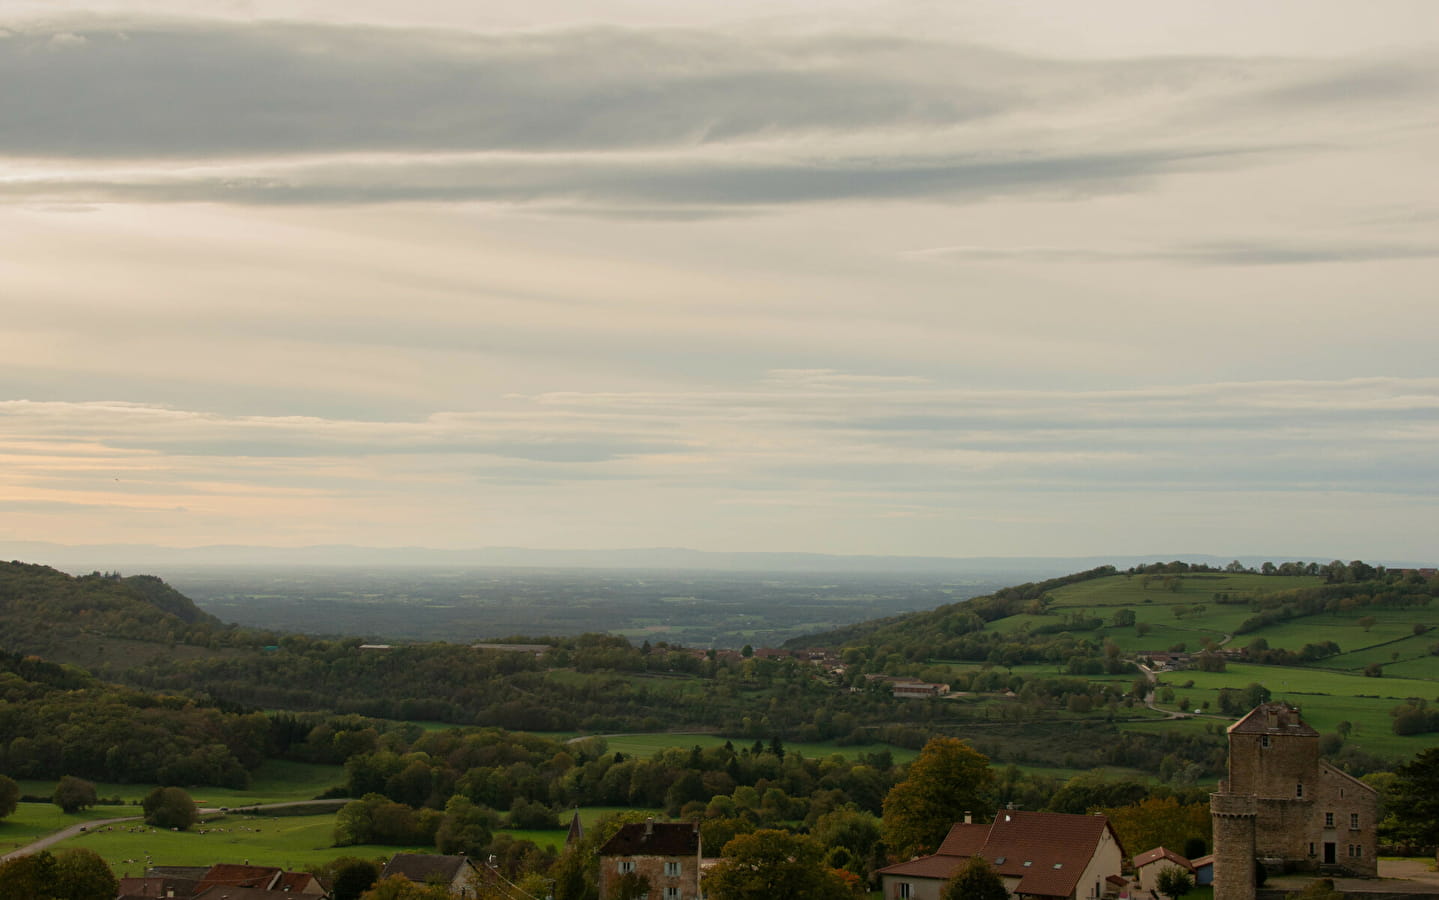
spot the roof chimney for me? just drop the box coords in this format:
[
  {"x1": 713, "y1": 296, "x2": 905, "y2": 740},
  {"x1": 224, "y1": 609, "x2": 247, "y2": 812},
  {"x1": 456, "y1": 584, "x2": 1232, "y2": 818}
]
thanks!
[
  {"x1": 964, "y1": 811, "x2": 972, "y2": 825},
  {"x1": 645, "y1": 817, "x2": 654, "y2": 837},
  {"x1": 1267, "y1": 708, "x2": 1279, "y2": 730}
]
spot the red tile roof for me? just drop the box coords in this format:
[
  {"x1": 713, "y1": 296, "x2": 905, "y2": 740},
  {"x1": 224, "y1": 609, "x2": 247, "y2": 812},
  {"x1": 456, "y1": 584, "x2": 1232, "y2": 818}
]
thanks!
[
  {"x1": 880, "y1": 811, "x2": 1121, "y2": 899},
  {"x1": 275, "y1": 871, "x2": 321, "y2": 891},
  {"x1": 1133, "y1": 847, "x2": 1193, "y2": 871},
  {"x1": 937, "y1": 823, "x2": 990, "y2": 857}
]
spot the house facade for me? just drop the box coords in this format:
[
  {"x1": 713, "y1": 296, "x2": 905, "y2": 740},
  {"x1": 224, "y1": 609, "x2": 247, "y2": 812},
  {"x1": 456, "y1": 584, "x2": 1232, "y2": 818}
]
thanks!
[
  {"x1": 878, "y1": 810, "x2": 1126, "y2": 900},
  {"x1": 598, "y1": 820, "x2": 703, "y2": 900},
  {"x1": 1132, "y1": 847, "x2": 1194, "y2": 894}
]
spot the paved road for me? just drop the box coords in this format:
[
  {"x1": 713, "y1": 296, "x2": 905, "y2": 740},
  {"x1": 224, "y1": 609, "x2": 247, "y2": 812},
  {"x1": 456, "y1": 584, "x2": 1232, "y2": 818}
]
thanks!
[
  {"x1": 0, "y1": 815, "x2": 142, "y2": 864},
  {"x1": 0, "y1": 799, "x2": 351, "y2": 864}
]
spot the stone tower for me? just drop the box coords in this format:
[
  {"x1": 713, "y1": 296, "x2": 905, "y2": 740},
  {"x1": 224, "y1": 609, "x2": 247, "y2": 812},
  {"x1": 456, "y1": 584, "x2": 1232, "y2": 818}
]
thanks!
[{"x1": 1210, "y1": 790, "x2": 1257, "y2": 900}]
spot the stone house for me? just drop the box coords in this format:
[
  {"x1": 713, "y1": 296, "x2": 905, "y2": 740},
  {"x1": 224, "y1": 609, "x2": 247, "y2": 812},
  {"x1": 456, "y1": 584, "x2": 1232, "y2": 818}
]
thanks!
[
  {"x1": 877, "y1": 810, "x2": 1126, "y2": 900},
  {"x1": 1210, "y1": 703, "x2": 1378, "y2": 900},
  {"x1": 598, "y1": 820, "x2": 702, "y2": 900}
]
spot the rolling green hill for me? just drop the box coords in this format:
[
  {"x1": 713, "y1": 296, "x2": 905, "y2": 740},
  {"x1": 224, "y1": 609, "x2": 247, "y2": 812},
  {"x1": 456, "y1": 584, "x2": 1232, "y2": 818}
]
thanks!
[{"x1": 793, "y1": 561, "x2": 1439, "y2": 764}]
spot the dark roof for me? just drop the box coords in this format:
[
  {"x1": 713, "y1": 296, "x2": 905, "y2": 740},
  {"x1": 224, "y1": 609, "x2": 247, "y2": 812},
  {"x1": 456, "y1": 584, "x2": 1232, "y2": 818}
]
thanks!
[
  {"x1": 567, "y1": 811, "x2": 585, "y2": 846},
  {"x1": 118, "y1": 876, "x2": 200, "y2": 899},
  {"x1": 381, "y1": 853, "x2": 473, "y2": 884},
  {"x1": 600, "y1": 821, "x2": 701, "y2": 857},
  {"x1": 193, "y1": 888, "x2": 287, "y2": 900},
  {"x1": 196, "y1": 864, "x2": 281, "y2": 891},
  {"x1": 880, "y1": 811, "x2": 1121, "y2": 899},
  {"x1": 146, "y1": 867, "x2": 209, "y2": 881},
  {"x1": 1228, "y1": 703, "x2": 1319, "y2": 737}
]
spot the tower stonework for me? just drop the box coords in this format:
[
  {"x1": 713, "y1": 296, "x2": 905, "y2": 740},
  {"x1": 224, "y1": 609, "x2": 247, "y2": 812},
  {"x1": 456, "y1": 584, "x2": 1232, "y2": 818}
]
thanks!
[
  {"x1": 1210, "y1": 789, "x2": 1257, "y2": 900},
  {"x1": 1211, "y1": 702, "x2": 1378, "y2": 893}
]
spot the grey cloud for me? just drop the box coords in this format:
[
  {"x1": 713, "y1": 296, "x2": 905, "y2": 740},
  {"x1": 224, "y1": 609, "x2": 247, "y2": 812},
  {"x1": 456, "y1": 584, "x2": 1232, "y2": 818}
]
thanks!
[
  {"x1": 0, "y1": 21, "x2": 1010, "y2": 158},
  {"x1": 912, "y1": 239, "x2": 1439, "y2": 266},
  {"x1": 0, "y1": 145, "x2": 1239, "y2": 209},
  {"x1": 1253, "y1": 58, "x2": 1439, "y2": 110},
  {"x1": 1167, "y1": 240, "x2": 1439, "y2": 266}
]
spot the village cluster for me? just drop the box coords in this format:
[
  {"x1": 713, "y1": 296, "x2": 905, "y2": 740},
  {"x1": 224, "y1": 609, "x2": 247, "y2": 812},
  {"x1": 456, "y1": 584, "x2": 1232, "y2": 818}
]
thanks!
[{"x1": 109, "y1": 704, "x2": 1401, "y2": 900}]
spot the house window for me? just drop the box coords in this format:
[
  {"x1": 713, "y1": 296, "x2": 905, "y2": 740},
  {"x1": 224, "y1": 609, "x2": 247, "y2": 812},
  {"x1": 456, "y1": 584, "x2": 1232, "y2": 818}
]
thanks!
[
  {"x1": 898, "y1": 882, "x2": 912, "y2": 899},
  {"x1": 1350, "y1": 813, "x2": 1359, "y2": 830},
  {"x1": 1325, "y1": 812, "x2": 1334, "y2": 827},
  {"x1": 665, "y1": 888, "x2": 681, "y2": 900},
  {"x1": 1296, "y1": 782, "x2": 1304, "y2": 798},
  {"x1": 664, "y1": 862, "x2": 681, "y2": 877},
  {"x1": 1309, "y1": 843, "x2": 1315, "y2": 856},
  {"x1": 1261, "y1": 735, "x2": 1271, "y2": 748},
  {"x1": 618, "y1": 862, "x2": 635, "y2": 874}
]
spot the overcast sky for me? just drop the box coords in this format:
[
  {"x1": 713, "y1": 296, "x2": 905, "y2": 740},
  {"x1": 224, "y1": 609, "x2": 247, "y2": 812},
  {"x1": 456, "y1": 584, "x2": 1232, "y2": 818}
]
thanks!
[{"x1": 2, "y1": 0, "x2": 1437, "y2": 560}]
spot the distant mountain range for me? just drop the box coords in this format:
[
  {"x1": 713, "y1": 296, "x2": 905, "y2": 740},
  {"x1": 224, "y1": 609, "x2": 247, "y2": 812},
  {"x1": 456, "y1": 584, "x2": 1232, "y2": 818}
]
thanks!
[{"x1": 1, "y1": 540, "x2": 1424, "y2": 578}]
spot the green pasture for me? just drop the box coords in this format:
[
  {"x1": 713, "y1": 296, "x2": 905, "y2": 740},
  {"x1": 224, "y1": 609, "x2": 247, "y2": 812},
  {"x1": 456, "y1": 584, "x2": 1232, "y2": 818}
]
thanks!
[
  {"x1": 1311, "y1": 634, "x2": 1439, "y2": 673},
  {"x1": 58, "y1": 805, "x2": 657, "y2": 876},
  {"x1": 60, "y1": 811, "x2": 426, "y2": 879},
  {"x1": 0, "y1": 802, "x2": 133, "y2": 856},
  {"x1": 1048, "y1": 574, "x2": 1319, "y2": 609},
  {"x1": 1235, "y1": 608, "x2": 1439, "y2": 654},
  {"x1": 1376, "y1": 654, "x2": 1439, "y2": 680},
  {"x1": 1162, "y1": 662, "x2": 1438, "y2": 700},
  {"x1": 13, "y1": 760, "x2": 346, "y2": 808},
  {"x1": 1104, "y1": 622, "x2": 1233, "y2": 653},
  {"x1": 1139, "y1": 662, "x2": 1439, "y2": 759}
]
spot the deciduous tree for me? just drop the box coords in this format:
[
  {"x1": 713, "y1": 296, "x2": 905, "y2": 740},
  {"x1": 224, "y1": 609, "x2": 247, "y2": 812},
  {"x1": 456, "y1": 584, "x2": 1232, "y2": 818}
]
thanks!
[
  {"x1": 1156, "y1": 866, "x2": 1194, "y2": 899},
  {"x1": 942, "y1": 857, "x2": 1008, "y2": 900},
  {"x1": 1385, "y1": 747, "x2": 1439, "y2": 845},
  {"x1": 142, "y1": 786, "x2": 198, "y2": 830},
  {"x1": 0, "y1": 775, "x2": 18, "y2": 820},
  {"x1": 53, "y1": 776, "x2": 97, "y2": 814},
  {"x1": 706, "y1": 829, "x2": 854, "y2": 900},
  {"x1": 882, "y1": 737, "x2": 994, "y2": 860},
  {"x1": 53, "y1": 847, "x2": 120, "y2": 900}
]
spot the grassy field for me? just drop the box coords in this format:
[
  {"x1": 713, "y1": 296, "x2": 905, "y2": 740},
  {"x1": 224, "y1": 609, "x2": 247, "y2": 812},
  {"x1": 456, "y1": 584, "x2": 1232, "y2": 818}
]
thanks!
[
  {"x1": 1139, "y1": 661, "x2": 1439, "y2": 758},
  {"x1": 14, "y1": 760, "x2": 346, "y2": 808},
  {"x1": 52, "y1": 805, "x2": 657, "y2": 875},
  {"x1": 0, "y1": 802, "x2": 133, "y2": 857},
  {"x1": 59, "y1": 811, "x2": 427, "y2": 879}
]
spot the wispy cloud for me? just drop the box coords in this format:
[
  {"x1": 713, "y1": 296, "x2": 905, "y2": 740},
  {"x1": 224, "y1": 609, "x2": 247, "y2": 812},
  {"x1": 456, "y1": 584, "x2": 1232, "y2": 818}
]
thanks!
[{"x1": 908, "y1": 239, "x2": 1439, "y2": 266}]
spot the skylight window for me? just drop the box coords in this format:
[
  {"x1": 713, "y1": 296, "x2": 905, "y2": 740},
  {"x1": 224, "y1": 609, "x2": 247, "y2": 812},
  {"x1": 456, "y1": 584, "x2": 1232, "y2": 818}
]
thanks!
[
  {"x1": 1023, "y1": 861, "x2": 1033, "y2": 867},
  {"x1": 995, "y1": 857, "x2": 1006, "y2": 865},
  {"x1": 1054, "y1": 864, "x2": 1063, "y2": 869}
]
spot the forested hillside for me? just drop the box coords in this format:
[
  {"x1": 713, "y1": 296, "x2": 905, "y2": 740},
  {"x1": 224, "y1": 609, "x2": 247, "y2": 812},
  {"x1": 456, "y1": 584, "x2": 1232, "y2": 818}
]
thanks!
[{"x1": 0, "y1": 562, "x2": 223, "y2": 668}]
